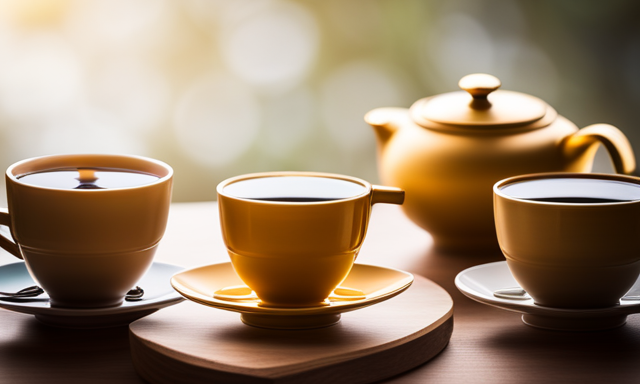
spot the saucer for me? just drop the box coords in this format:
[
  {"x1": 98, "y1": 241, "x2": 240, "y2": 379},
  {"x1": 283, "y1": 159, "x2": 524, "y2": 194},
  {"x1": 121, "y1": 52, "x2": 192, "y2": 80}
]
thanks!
[
  {"x1": 0, "y1": 262, "x2": 184, "y2": 328},
  {"x1": 455, "y1": 261, "x2": 640, "y2": 331},
  {"x1": 171, "y1": 262, "x2": 414, "y2": 329}
]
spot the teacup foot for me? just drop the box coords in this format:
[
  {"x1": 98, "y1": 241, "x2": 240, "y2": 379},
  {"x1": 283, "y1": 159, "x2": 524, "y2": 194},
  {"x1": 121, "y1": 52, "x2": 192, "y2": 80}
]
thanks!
[
  {"x1": 241, "y1": 313, "x2": 341, "y2": 330},
  {"x1": 521, "y1": 314, "x2": 627, "y2": 332}
]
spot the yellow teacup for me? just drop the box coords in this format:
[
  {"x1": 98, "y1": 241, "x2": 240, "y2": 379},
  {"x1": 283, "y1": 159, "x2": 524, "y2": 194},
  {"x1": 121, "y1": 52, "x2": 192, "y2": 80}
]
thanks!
[
  {"x1": 494, "y1": 173, "x2": 640, "y2": 309},
  {"x1": 217, "y1": 172, "x2": 404, "y2": 307}
]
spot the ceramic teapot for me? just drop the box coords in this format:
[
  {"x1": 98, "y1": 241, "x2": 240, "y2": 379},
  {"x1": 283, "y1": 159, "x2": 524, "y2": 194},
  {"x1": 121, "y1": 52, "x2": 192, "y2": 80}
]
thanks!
[{"x1": 365, "y1": 73, "x2": 636, "y2": 252}]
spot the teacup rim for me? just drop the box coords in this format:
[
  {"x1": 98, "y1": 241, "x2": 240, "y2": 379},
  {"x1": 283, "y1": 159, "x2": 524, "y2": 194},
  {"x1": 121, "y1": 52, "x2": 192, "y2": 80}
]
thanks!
[
  {"x1": 6, "y1": 154, "x2": 173, "y2": 192},
  {"x1": 216, "y1": 171, "x2": 372, "y2": 205},
  {"x1": 494, "y1": 172, "x2": 640, "y2": 206}
]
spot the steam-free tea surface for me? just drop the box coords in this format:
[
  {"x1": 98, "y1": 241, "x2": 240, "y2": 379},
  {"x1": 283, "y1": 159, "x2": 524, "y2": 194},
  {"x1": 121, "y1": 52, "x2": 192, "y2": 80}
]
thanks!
[
  {"x1": 499, "y1": 178, "x2": 640, "y2": 203},
  {"x1": 129, "y1": 274, "x2": 453, "y2": 384},
  {"x1": 18, "y1": 168, "x2": 159, "y2": 190},
  {"x1": 223, "y1": 176, "x2": 367, "y2": 202}
]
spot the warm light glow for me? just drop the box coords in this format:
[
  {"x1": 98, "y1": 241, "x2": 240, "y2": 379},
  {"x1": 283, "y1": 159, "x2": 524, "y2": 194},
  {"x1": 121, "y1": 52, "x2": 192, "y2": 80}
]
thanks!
[
  {"x1": 0, "y1": 0, "x2": 70, "y2": 27},
  {"x1": 0, "y1": 0, "x2": 627, "y2": 203}
]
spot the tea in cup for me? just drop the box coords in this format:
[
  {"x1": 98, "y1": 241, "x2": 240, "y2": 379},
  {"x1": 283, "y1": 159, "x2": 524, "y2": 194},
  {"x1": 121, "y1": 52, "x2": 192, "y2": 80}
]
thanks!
[
  {"x1": 494, "y1": 173, "x2": 640, "y2": 308},
  {"x1": 217, "y1": 172, "x2": 404, "y2": 307},
  {"x1": 0, "y1": 154, "x2": 173, "y2": 308}
]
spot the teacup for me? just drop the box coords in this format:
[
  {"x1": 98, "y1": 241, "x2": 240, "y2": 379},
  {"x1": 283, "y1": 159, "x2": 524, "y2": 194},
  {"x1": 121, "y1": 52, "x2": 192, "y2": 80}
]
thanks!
[
  {"x1": 217, "y1": 172, "x2": 404, "y2": 307},
  {"x1": 0, "y1": 154, "x2": 173, "y2": 308},
  {"x1": 494, "y1": 173, "x2": 640, "y2": 309}
]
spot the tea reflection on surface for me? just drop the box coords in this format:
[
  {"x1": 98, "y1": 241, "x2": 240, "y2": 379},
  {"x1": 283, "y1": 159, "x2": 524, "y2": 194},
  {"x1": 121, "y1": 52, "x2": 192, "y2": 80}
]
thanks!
[{"x1": 17, "y1": 168, "x2": 160, "y2": 190}]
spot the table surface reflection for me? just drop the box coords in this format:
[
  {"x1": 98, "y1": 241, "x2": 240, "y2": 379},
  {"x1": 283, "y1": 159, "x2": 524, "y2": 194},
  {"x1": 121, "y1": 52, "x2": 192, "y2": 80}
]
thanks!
[{"x1": 1, "y1": 202, "x2": 639, "y2": 383}]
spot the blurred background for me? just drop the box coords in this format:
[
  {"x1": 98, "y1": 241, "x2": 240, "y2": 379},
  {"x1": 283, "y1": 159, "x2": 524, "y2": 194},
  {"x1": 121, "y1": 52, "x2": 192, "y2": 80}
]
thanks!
[{"x1": 0, "y1": 0, "x2": 638, "y2": 202}]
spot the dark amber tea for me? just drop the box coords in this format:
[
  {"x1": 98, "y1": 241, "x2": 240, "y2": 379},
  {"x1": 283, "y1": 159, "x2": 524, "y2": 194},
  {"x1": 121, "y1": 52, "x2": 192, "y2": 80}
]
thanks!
[
  {"x1": 499, "y1": 177, "x2": 640, "y2": 204},
  {"x1": 17, "y1": 168, "x2": 160, "y2": 190},
  {"x1": 222, "y1": 176, "x2": 368, "y2": 202}
]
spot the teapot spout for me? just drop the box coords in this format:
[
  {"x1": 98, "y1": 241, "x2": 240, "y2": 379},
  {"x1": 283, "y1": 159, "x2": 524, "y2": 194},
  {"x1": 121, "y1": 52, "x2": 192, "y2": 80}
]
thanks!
[
  {"x1": 562, "y1": 124, "x2": 636, "y2": 174},
  {"x1": 364, "y1": 107, "x2": 409, "y2": 147}
]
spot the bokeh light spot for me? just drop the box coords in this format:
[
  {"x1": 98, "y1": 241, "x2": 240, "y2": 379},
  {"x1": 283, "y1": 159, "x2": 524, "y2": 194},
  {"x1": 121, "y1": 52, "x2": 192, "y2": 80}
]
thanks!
[
  {"x1": 320, "y1": 61, "x2": 404, "y2": 151},
  {"x1": 494, "y1": 39, "x2": 559, "y2": 104},
  {"x1": 261, "y1": 87, "x2": 315, "y2": 157},
  {"x1": 221, "y1": 1, "x2": 319, "y2": 89},
  {"x1": 0, "y1": 33, "x2": 83, "y2": 120},
  {"x1": 173, "y1": 74, "x2": 261, "y2": 167},
  {"x1": 64, "y1": 0, "x2": 168, "y2": 51},
  {"x1": 89, "y1": 58, "x2": 170, "y2": 133},
  {"x1": 10, "y1": 105, "x2": 149, "y2": 157},
  {"x1": 422, "y1": 13, "x2": 494, "y2": 88}
]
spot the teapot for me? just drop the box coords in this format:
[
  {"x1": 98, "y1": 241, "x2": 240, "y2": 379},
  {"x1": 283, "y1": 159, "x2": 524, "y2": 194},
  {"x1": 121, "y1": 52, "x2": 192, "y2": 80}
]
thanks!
[{"x1": 365, "y1": 73, "x2": 636, "y2": 252}]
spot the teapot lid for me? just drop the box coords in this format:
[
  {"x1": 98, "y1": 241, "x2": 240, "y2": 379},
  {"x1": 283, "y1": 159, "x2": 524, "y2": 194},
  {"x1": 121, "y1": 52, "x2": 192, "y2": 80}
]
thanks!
[{"x1": 411, "y1": 74, "x2": 549, "y2": 129}]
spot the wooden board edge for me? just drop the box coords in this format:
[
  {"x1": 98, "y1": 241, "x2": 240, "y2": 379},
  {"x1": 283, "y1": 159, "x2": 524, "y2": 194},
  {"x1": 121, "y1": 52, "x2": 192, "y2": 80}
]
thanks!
[{"x1": 130, "y1": 314, "x2": 454, "y2": 384}]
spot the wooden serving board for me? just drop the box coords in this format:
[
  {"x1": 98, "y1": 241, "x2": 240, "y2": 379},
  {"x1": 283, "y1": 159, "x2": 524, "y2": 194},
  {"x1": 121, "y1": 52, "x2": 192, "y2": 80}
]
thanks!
[{"x1": 129, "y1": 275, "x2": 453, "y2": 384}]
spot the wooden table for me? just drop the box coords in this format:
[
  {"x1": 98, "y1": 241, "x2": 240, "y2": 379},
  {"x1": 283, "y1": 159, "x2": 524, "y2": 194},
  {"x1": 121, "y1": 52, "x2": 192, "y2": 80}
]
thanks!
[{"x1": 2, "y1": 202, "x2": 639, "y2": 383}]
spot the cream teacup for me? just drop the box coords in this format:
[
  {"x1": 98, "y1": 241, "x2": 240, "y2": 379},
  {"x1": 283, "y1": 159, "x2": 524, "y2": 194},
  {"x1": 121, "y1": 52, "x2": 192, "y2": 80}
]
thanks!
[
  {"x1": 217, "y1": 172, "x2": 404, "y2": 307},
  {"x1": 0, "y1": 154, "x2": 173, "y2": 308},
  {"x1": 494, "y1": 173, "x2": 640, "y2": 309}
]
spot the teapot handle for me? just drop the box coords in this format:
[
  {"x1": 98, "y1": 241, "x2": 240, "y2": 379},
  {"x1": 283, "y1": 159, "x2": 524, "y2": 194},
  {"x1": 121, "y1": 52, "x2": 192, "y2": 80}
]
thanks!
[
  {"x1": 0, "y1": 208, "x2": 22, "y2": 259},
  {"x1": 563, "y1": 124, "x2": 636, "y2": 175}
]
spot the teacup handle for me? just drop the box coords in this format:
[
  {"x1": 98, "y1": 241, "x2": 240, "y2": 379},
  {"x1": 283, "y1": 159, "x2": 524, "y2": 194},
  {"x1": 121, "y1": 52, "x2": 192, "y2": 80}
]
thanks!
[
  {"x1": 0, "y1": 208, "x2": 22, "y2": 259},
  {"x1": 371, "y1": 185, "x2": 405, "y2": 205},
  {"x1": 563, "y1": 124, "x2": 636, "y2": 175}
]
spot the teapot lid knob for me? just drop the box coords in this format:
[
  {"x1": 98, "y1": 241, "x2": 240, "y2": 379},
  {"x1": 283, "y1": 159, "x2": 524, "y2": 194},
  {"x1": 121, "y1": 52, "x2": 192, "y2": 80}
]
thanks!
[
  {"x1": 458, "y1": 74, "x2": 501, "y2": 108},
  {"x1": 412, "y1": 73, "x2": 548, "y2": 127}
]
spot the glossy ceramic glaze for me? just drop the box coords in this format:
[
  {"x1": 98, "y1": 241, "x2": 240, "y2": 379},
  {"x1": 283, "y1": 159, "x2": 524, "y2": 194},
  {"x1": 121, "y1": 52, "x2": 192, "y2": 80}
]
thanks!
[
  {"x1": 0, "y1": 154, "x2": 173, "y2": 308},
  {"x1": 455, "y1": 261, "x2": 640, "y2": 331},
  {"x1": 217, "y1": 172, "x2": 404, "y2": 307},
  {"x1": 0, "y1": 262, "x2": 184, "y2": 328},
  {"x1": 494, "y1": 173, "x2": 640, "y2": 309},
  {"x1": 366, "y1": 73, "x2": 636, "y2": 251},
  {"x1": 171, "y1": 262, "x2": 414, "y2": 329}
]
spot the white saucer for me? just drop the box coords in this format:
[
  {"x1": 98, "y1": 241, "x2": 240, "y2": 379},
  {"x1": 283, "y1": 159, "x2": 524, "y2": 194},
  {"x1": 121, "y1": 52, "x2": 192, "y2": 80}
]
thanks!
[
  {"x1": 455, "y1": 261, "x2": 640, "y2": 331},
  {"x1": 171, "y1": 262, "x2": 414, "y2": 329},
  {"x1": 0, "y1": 262, "x2": 184, "y2": 328}
]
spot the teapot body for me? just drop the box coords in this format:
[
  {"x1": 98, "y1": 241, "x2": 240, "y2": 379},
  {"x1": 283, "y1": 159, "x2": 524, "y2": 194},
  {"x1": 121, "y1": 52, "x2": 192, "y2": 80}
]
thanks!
[
  {"x1": 375, "y1": 111, "x2": 606, "y2": 251},
  {"x1": 367, "y1": 74, "x2": 635, "y2": 252}
]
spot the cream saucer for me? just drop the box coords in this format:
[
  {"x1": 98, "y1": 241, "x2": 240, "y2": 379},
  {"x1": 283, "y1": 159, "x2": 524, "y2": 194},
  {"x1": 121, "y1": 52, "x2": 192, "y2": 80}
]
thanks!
[
  {"x1": 455, "y1": 261, "x2": 640, "y2": 331},
  {"x1": 171, "y1": 262, "x2": 414, "y2": 329},
  {"x1": 0, "y1": 262, "x2": 184, "y2": 328}
]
